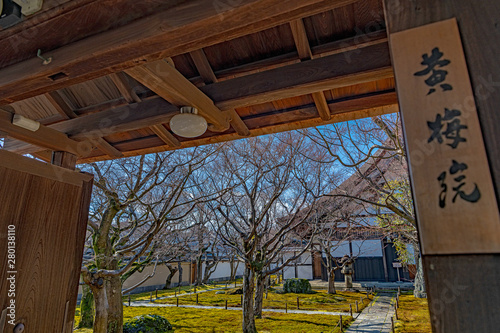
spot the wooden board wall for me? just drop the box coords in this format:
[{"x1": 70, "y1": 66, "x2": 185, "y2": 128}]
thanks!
[{"x1": 0, "y1": 151, "x2": 93, "y2": 333}]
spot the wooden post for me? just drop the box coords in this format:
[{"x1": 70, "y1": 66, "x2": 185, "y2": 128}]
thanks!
[
  {"x1": 128, "y1": 295, "x2": 131, "y2": 307},
  {"x1": 297, "y1": 297, "x2": 299, "y2": 310},
  {"x1": 396, "y1": 297, "x2": 399, "y2": 309},
  {"x1": 196, "y1": 293, "x2": 199, "y2": 304},
  {"x1": 395, "y1": 304, "x2": 398, "y2": 320},
  {"x1": 339, "y1": 315, "x2": 343, "y2": 331},
  {"x1": 383, "y1": 2, "x2": 500, "y2": 331},
  {"x1": 350, "y1": 304, "x2": 353, "y2": 317},
  {"x1": 398, "y1": 287, "x2": 401, "y2": 296},
  {"x1": 355, "y1": 300, "x2": 359, "y2": 313},
  {"x1": 391, "y1": 316, "x2": 395, "y2": 333},
  {"x1": 176, "y1": 297, "x2": 179, "y2": 307},
  {"x1": 285, "y1": 302, "x2": 288, "y2": 313},
  {"x1": 225, "y1": 300, "x2": 228, "y2": 310}
]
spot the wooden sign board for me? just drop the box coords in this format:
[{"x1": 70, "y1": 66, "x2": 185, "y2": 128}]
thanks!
[
  {"x1": 392, "y1": 262, "x2": 402, "y2": 268},
  {"x1": 390, "y1": 18, "x2": 500, "y2": 255}
]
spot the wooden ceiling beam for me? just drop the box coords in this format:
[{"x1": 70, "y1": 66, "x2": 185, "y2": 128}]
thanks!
[
  {"x1": 0, "y1": 0, "x2": 357, "y2": 105},
  {"x1": 202, "y1": 42, "x2": 393, "y2": 110},
  {"x1": 79, "y1": 103, "x2": 399, "y2": 164},
  {"x1": 4, "y1": 90, "x2": 397, "y2": 156},
  {"x1": 125, "y1": 59, "x2": 232, "y2": 132},
  {"x1": 290, "y1": 18, "x2": 331, "y2": 121},
  {"x1": 109, "y1": 71, "x2": 180, "y2": 148},
  {"x1": 0, "y1": 107, "x2": 89, "y2": 156},
  {"x1": 2, "y1": 46, "x2": 391, "y2": 154}
]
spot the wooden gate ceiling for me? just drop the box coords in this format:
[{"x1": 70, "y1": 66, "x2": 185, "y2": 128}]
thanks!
[{"x1": 0, "y1": 0, "x2": 397, "y2": 164}]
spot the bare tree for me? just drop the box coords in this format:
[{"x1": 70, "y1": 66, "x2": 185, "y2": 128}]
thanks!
[
  {"x1": 80, "y1": 147, "x2": 222, "y2": 333},
  {"x1": 203, "y1": 133, "x2": 326, "y2": 332},
  {"x1": 302, "y1": 114, "x2": 424, "y2": 297}
]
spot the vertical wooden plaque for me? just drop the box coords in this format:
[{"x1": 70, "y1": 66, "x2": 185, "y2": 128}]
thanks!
[{"x1": 389, "y1": 18, "x2": 500, "y2": 254}]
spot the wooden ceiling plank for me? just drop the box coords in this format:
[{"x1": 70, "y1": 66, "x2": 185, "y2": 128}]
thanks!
[
  {"x1": 149, "y1": 124, "x2": 181, "y2": 147},
  {"x1": 290, "y1": 18, "x2": 331, "y2": 120},
  {"x1": 0, "y1": 107, "x2": 87, "y2": 156},
  {"x1": 0, "y1": 0, "x2": 358, "y2": 105},
  {"x1": 125, "y1": 59, "x2": 231, "y2": 132}
]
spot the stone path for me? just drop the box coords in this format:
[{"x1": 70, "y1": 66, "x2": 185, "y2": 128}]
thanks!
[
  {"x1": 126, "y1": 300, "x2": 350, "y2": 316},
  {"x1": 344, "y1": 293, "x2": 395, "y2": 333}
]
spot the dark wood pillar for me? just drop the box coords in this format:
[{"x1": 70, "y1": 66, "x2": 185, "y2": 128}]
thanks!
[{"x1": 383, "y1": 1, "x2": 500, "y2": 332}]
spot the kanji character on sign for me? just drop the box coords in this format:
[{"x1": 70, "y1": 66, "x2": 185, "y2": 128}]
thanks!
[
  {"x1": 414, "y1": 47, "x2": 453, "y2": 95},
  {"x1": 427, "y1": 108, "x2": 467, "y2": 149}
]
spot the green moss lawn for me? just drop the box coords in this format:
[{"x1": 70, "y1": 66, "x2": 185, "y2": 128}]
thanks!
[
  {"x1": 394, "y1": 293, "x2": 432, "y2": 333},
  {"x1": 75, "y1": 306, "x2": 352, "y2": 332}
]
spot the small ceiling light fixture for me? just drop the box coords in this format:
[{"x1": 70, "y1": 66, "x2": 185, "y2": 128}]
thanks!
[
  {"x1": 169, "y1": 106, "x2": 207, "y2": 138},
  {"x1": 12, "y1": 114, "x2": 41, "y2": 132}
]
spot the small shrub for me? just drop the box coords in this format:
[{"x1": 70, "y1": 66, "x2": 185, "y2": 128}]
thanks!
[
  {"x1": 283, "y1": 279, "x2": 312, "y2": 294},
  {"x1": 123, "y1": 314, "x2": 173, "y2": 333}
]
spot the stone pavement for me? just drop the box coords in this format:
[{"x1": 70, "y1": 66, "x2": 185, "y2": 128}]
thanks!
[{"x1": 344, "y1": 293, "x2": 395, "y2": 333}]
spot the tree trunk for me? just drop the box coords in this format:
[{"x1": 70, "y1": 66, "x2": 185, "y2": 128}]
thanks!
[
  {"x1": 253, "y1": 272, "x2": 265, "y2": 319},
  {"x1": 78, "y1": 283, "x2": 94, "y2": 328},
  {"x1": 413, "y1": 254, "x2": 426, "y2": 298},
  {"x1": 195, "y1": 255, "x2": 203, "y2": 286},
  {"x1": 327, "y1": 270, "x2": 336, "y2": 294},
  {"x1": 242, "y1": 265, "x2": 257, "y2": 333},
  {"x1": 230, "y1": 259, "x2": 240, "y2": 281},
  {"x1": 106, "y1": 275, "x2": 123, "y2": 333},
  {"x1": 163, "y1": 264, "x2": 179, "y2": 289},
  {"x1": 91, "y1": 283, "x2": 108, "y2": 333},
  {"x1": 202, "y1": 260, "x2": 218, "y2": 284}
]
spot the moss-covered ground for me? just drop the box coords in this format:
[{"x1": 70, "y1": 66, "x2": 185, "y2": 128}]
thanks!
[
  {"x1": 150, "y1": 288, "x2": 371, "y2": 313},
  {"x1": 75, "y1": 306, "x2": 352, "y2": 332},
  {"x1": 394, "y1": 292, "x2": 432, "y2": 333},
  {"x1": 74, "y1": 282, "x2": 372, "y2": 332}
]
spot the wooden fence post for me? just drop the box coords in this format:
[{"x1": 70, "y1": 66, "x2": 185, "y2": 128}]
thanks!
[
  {"x1": 285, "y1": 302, "x2": 288, "y2": 313},
  {"x1": 176, "y1": 297, "x2": 179, "y2": 307},
  {"x1": 225, "y1": 300, "x2": 228, "y2": 310},
  {"x1": 355, "y1": 300, "x2": 359, "y2": 312},
  {"x1": 128, "y1": 295, "x2": 131, "y2": 307},
  {"x1": 350, "y1": 304, "x2": 353, "y2": 317},
  {"x1": 297, "y1": 297, "x2": 299, "y2": 310},
  {"x1": 339, "y1": 315, "x2": 343, "y2": 331}
]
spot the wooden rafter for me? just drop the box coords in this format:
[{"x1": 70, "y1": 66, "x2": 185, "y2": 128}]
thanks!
[
  {"x1": 44, "y1": 90, "x2": 123, "y2": 158},
  {"x1": 0, "y1": 0, "x2": 358, "y2": 105},
  {"x1": 189, "y1": 49, "x2": 251, "y2": 137},
  {"x1": 290, "y1": 18, "x2": 331, "y2": 120},
  {"x1": 109, "y1": 71, "x2": 181, "y2": 147}
]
